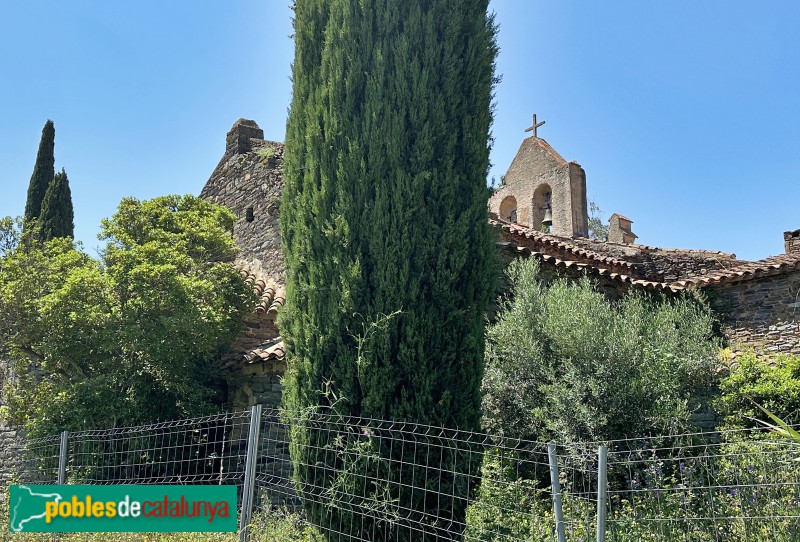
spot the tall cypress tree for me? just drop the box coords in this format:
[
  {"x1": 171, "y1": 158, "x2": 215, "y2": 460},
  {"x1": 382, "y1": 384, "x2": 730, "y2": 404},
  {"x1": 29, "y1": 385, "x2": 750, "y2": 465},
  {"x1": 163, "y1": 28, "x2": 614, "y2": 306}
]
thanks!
[
  {"x1": 280, "y1": 1, "x2": 497, "y2": 539},
  {"x1": 39, "y1": 168, "x2": 74, "y2": 240},
  {"x1": 24, "y1": 120, "x2": 56, "y2": 223}
]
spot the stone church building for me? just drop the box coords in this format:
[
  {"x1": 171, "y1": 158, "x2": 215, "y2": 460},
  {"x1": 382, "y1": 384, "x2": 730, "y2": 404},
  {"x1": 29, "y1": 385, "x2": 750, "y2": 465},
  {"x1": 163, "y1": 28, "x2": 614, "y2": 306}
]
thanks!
[{"x1": 201, "y1": 118, "x2": 800, "y2": 412}]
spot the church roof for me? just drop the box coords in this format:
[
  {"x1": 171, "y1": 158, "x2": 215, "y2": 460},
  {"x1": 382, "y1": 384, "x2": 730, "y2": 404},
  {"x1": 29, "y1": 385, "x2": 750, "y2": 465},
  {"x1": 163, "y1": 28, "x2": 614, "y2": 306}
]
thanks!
[
  {"x1": 494, "y1": 218, "x2": 800, "y2": 292},
  {"x1": 221, "y1": 218, "x2": 800, "y2": 373},
  {"x1": 672, "y1": 253, "x2": 800, "y2": 289},
  {"x1": 492, "y1": 218, "x2": 639, "y2": 275},
  {"x1": 207, "y1": 119, "x2": 800, "y2": 371}
]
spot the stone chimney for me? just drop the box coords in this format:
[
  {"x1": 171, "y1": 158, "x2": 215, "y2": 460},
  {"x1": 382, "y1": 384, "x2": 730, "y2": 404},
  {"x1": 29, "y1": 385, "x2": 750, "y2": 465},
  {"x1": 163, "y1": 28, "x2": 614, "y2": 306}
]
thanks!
[
  {"x1": 226, "y1": 119, "x2": 264, "y2": 155},
  {"x1": 608, "y1": 213, "x2": 637, "y2": 244},
  {"x1": 784, "y1": 229, "x2": 800, "y2": 255}
]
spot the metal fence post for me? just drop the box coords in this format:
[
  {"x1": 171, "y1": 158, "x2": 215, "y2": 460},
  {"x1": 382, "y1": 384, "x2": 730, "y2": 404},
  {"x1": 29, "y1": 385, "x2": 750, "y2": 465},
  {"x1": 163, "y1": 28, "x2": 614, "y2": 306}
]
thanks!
[
  {"x1": 57, "y1": 431, "x2": 68, "y2": 484},
  {"x1": 548, "y1": 441, "x2": 566, "y2": 542},
  {"x1": 597, "y1": 445, "x2": 608, "y2": 542},
  {"x1": 53, "y1": 431, "x2": 68, "y2": 542},
  {"x1": 239, "y1": 404, "x2": 262, "y2": 542}
]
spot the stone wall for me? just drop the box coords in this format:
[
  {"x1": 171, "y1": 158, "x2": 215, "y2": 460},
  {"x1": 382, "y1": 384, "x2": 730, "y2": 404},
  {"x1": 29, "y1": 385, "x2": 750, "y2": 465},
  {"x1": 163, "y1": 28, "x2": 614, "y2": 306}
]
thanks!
[
  {"x1": 708, "y1": 271, "x2": 800, "y2": 355},
  {"x1": 0, "y1": 425, "x2": 29, "y2": 487},
  {"x1": 229, "y1": 310, "x2": 280, "y2": 362},
  {"x1": 228, "y1": 358, "x2": 285, "y2": 412},
  {"x1": 200, "y1": 119, "x2": 285, "y2": 284},
  {"x1": 201, "y1": 120, "x2": 289, "y2": 422},
  {"x1": 220, "y1": 290, "x2": 285, "y2": 413},
  {"x1": 0, "y1": 421, "x2": 56, "y2": 489},
  {"x1": 0, "y1": 359, "x2": 37, "y2": 488}
]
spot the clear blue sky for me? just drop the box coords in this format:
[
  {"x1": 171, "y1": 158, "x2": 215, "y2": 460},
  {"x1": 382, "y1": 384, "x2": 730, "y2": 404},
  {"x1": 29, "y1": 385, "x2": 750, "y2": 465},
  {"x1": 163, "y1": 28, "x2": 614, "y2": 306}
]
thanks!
[{"x1": 1, "y1": 1, "x2": 797, "y2": 261}]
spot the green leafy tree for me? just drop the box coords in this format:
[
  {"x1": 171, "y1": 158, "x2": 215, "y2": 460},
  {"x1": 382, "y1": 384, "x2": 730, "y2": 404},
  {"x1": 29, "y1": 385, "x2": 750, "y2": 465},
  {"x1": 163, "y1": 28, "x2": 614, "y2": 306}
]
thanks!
[
  {"x1": 39, "y1": 168, "x2": 74, "y2": 240},
  {"x1": 24, "y1": 120, "x2": 56, "y2": 223},
  {"x1": 1, "y1": 195, "x2": 255, "y2": 438},
  {"x1": 588, "y1": 199, "x2": 609, "y2": 241},
  {"x1": 482, "y1": 257, "x2": 719, "y2": 445},
  {"x1": 280, "y1": 1, "x2": 497, "y2": 539},
  {"x1": 0, "y1": 217, "x2": 21, "y2": 259}
]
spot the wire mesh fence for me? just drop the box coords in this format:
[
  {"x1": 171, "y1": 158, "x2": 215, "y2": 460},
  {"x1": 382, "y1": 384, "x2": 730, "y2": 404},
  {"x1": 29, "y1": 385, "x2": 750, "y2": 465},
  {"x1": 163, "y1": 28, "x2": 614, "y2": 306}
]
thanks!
[
  {"x1": 601, "y1": 432, "x2": 800, "y2": 541},
  {"x1": 15, "y1": 408, "x2": 800, "y2": 541},
  {"x1": 20, "y1": 411, "x2": 252, "y2": 487},
  {"x1": 263, "y1": 410, "x2": 555, "y2": 541},
  {"x1": 17, "y1": 433, "x2": 61, "y2": 485}
]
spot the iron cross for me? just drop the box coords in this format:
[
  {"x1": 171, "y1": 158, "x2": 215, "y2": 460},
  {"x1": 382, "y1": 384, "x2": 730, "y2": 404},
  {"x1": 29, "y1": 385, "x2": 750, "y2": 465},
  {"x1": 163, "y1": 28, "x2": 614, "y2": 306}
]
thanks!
[{"x1": 525, "y1": 114, "x2": 545, "y2": 138}]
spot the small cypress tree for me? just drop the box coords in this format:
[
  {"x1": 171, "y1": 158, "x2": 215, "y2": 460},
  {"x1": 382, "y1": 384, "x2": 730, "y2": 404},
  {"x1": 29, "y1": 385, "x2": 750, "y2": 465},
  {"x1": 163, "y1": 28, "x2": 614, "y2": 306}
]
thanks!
[
  {"x1": 24, "y1": 120, "x2": 56, "y2": 223},
  {"x1": 39, "y1": 168, "x2": 74, "y2": 240},
  {"x1": 281, "y1": 1, "x2": 497, "y2": 539}
]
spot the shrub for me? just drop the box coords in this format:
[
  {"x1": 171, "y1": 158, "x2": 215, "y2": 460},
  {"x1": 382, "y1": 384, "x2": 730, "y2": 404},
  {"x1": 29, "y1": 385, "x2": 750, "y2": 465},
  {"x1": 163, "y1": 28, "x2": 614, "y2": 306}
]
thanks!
[
  {"x1": 482, "y1": 257, "x2": 720, "y2": 446},
  {"x1": 717, "y1": 352, "x2": 800, "y2": 428},
  {"x1": 249, "y1": 509, "x2": 326, "y2": 541}
]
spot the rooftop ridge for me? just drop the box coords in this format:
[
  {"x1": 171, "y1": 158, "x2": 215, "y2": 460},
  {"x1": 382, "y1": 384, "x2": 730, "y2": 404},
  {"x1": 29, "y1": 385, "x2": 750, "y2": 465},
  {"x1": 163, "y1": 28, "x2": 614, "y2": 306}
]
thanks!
[
  {"x1": 495, "y1": 218, "x2": 800, "y2": 291},
  {"x1": 491, "y1": 217, "x2": 638, "y2": 275},
  {"x1": 526, "y1": 136, "x2": 568, "y2": 166}
]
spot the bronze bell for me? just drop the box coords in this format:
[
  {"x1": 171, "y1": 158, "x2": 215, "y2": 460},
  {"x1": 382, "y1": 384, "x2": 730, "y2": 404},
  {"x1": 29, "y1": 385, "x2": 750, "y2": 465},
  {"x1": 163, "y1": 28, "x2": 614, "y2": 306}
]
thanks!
[{"x1": 542, "y1": 206, "x2": 553, "y2": 227}]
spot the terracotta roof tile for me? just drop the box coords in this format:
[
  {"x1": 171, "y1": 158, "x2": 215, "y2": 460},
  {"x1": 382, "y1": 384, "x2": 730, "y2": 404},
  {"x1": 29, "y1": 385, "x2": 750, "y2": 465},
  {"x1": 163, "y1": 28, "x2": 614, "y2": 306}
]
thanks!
[
  {"x1": 219, "y1": 264, "x2": 287, "y2": 371},
  {"x1": 676, "y1": 253, "x2": 800, "y2": 289},
  {"x1": 491, "y1": 218, "x2": 638, "y2": 276},
  {"x1": 223, "y1": 222, "x2": 800, "y2": 374},
  {"x1": 243, "y1": 338, "x2": 285, "y2": 364},
  {"x1": 219, "y1": 337, "x2": 285, "y2": 371},
  {"x1": 495, "y1": 219, "x2": 800, "y2": 292},
  {"x1": 236, "y1": 266, "x2": 284, "y2": 314}
]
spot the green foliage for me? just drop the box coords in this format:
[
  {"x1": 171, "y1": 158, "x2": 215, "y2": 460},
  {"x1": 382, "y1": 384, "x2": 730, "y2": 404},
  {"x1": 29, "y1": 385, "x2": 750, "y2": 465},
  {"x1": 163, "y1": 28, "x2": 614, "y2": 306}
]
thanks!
[
  {"x1": 464, "y1": 454, "x2": 554, "y2": 541},
  {"x1": 465, "y1": 439, "x2": 800, "y2": 542},
  {"x1": 482, "y1": 257, "x2": 719, "y2": 445},
  {"x1": 255, "y1": 144, "x2": 277, "y2": 160},
  {"x1": 39, "y1": 168, "x2": 74, "y2": 240},
  {"x1": 717, "y1": 352, "x2": 800, "y2": 428},
  {"x1": 248, "y1": 509, "x2": 326, "y2": 541},
  {"x1": 24, "y1": 120, "x2": 55, "y2": 223},
  {"x1": 1, "y1": 195, "x2": 255, "y2": 438},
  {"x1": 588, "y1": 199, "x2": 609, "y2": 241},
  {"x1": 0, "y1": 216, "x2": 21, "y2": 259},
  {"x1": 752, "y1": 402, "x2": 800, "y2": 443},
  {"x1": 280, "y1": 0, "x2": 498, "y2": 538}
]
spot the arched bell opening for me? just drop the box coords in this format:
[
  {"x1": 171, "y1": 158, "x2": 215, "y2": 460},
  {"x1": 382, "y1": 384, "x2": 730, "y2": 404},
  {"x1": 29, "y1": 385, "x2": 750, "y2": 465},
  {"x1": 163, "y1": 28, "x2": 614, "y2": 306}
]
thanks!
[
  {"x1": 532, "y1": 184, "x2": 553, "y2": 231},
  {"x1": 499, "y1": 196, "x2": 518, "y2": 223}
]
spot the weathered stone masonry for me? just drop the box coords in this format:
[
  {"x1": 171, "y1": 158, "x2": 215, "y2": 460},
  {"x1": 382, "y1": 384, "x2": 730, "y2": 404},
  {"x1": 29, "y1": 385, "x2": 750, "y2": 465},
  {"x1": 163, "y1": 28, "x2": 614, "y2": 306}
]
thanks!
[
  {"x1": 0, "y1": 425, "x2": 29, "y2": 487},
  {"x1": 709, "y1": 272, "x2": 800, "y2": 355},
  {"x1": 201, "y1": 120, "x2": 289, "y2": 413},
  {"x1": 201, "y1": 119, "x2": 285, "y2": 285}
]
